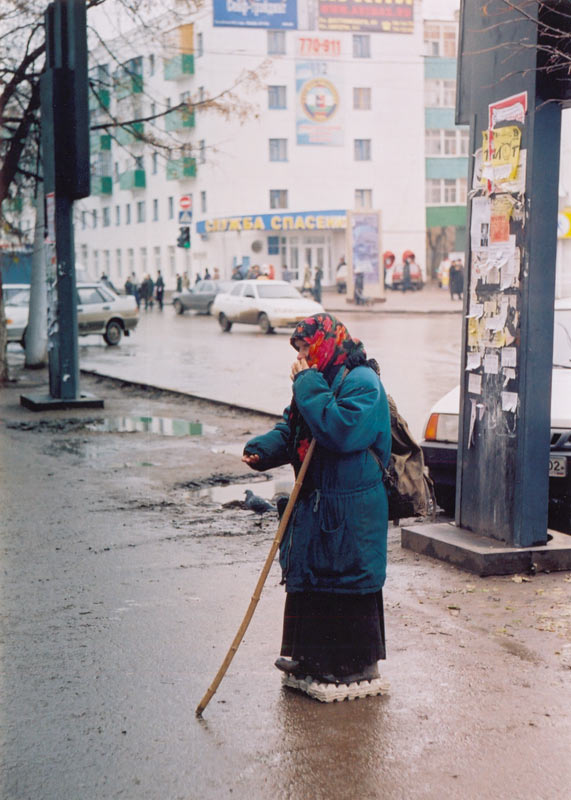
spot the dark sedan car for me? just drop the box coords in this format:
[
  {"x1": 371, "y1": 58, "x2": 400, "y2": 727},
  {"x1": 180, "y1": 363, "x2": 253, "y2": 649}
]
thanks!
[{"x1": 172, "y1": 279, "x2": 233, "y2": 315}]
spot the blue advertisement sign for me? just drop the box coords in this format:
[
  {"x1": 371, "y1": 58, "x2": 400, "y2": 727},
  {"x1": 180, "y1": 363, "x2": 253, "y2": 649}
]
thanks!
[
  {"x1": 196, "y1": 209, "x2": 346, "y2": 234},
  {"x1": 213, "y1": 0, "x2": 298, "y2": 29}
]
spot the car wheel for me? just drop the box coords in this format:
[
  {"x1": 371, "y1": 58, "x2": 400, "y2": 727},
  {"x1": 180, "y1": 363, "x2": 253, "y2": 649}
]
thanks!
[
  {"x1": 104, "y1": 320, "x2": 123, "y2": 346},
  {"x1": 218, "y1": 313, "x2": 232, "y2": 332},
  {"x1": 207, "y1": 301, "x2": 214, "y2": 315},
  {"x1": 258, "y1": 313, "x2": 274, "y2": 334},
  {"x1": 174, "y1": 299, "x2": 184, "y2": 315}
]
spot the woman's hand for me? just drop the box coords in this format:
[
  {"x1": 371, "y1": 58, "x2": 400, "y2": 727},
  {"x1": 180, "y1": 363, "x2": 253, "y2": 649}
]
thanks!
[
  {"x1": 290, "y1": 357, "x2": 316, "y2": 381},
  {"x1": 242, "y1": 453, "x2": 261, "y2": 467}
]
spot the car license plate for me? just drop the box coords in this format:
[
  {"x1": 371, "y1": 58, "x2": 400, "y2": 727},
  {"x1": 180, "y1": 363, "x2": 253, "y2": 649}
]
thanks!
[{"x1": 549, "y1": 456, "x2": 567, "y2": 478}]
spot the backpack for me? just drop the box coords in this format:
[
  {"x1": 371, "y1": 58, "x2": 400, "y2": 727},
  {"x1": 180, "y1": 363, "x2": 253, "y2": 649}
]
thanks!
[{"x1": 371, "y1": 395, "x2": 437, "y2": 523}]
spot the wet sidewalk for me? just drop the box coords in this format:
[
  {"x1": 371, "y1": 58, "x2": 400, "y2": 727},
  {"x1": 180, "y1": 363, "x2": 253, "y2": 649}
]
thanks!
[{"x1": 322, "y1": 283, "x2": 464, "y2": 315}]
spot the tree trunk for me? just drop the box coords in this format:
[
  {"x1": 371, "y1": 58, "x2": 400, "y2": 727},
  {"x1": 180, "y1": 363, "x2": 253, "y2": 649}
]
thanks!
[
  {"x1": 25, "y1": 191, "x2": 48, "y2": 368},
  {"x1": 0, "y1": 274, "x2": 8, "y2": 383}
]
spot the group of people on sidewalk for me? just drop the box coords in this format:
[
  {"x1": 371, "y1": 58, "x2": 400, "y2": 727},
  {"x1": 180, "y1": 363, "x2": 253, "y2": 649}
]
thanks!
[{"x1": 124, "y1": 271, "x2": 165, "y2": 310}]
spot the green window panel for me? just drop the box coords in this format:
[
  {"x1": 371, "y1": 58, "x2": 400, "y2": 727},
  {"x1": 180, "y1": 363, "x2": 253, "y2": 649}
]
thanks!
[
  {"x1": 90, "y1": 133, "x2": 111, "y2": 152},
  {"x1": 166, "y1": 157, "x2": 197, "y2": 180},
  {"x1": 115, "y1": 74, "x2": 144, "y2": 101},
  {"x1": 424, "y1": 57, "x2": 458, "y2": 80},
  {"x1": 164, "y1": 53, "x2": 195, "y2": 80},
  {"x1": 425, "y1": 157, "x2": 469, "y2": 180},
  {"x1": 89, "y1": 88, "x2": 110, "y2": 111},
  {"x1": 115, "y1": 122, "x2": 145, "y2": 146},
  {"x1": 426, "y1": 205, "x2": 467, "y2": 228},
  {"x1": 119, "y1": 169, "x2": 146, "y2": 190},
  {"x1": 92, "y1": 176, "x2": 113, "y2": 195},
  {"x1": 165, "y1": 108, "x2": 195, "y2": 132}
]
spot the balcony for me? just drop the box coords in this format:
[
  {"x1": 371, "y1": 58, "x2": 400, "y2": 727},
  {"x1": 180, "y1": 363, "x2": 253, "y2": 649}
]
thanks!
[
  {"x1": 92, "y1": 176, "x2": 113, "y2": 195},
  {"x1": 165, "y1": 107, "x2": 195, "y2": 132},
  {"x1": 119, "y1": 169, "x2": 146, "y2": 191},
  {"x1": 164, "y1": 53, "x2": 194, "y2": 80},
  {"x1": 90, "y1": 133, "x2": 111, "y2": 152},
  {"x1": 115, "y1": 122, "x2": 145, "y2": 146},
  {"x1": 166, "y1": 157, "x2": 197, "y2": 181},
  {"x1": 114, "y1": 73, "x2": 144, "y2": 101}
]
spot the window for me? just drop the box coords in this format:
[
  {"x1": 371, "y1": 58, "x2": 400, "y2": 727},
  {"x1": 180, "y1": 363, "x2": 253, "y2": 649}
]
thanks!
[
  {"x1": 153, "y1": 198, "x2": 159, "y2": 222},
  {"x1": 270, "y1": 189, "x2": 288, "y2": 209},
  {"x1": 424, "y1": 79, "x2": 456, "y2": 108},
  {"x1": 115, "y1": 205, "x2": 121, "y2": 226},
  {"x1": 154, "y1": 246, "x2": 161, "y2": 270},
  {"x1": 425, "y1": 178, "x2": 468, "y2": 205},
  {"x1": 114, "y1": 162, "x2": 119, "y2": 181},
  {"x1": 444, "y1": 179, "x2": 457, "y2": 203},
  {"x1": 140, "y1": 247, "x2": 148, "y2": 271},
  {"x1": 78, "y1": 286, "x2": 106, "y2": 305},
  {"x1": 81, "y1": 211, "x2": 87, "y2": 230},
  {"x1": 268, "y1": 85, "x2": 286, "y2": 109},
  {"x1": 168, "y1": 196, "x2": 174, "y2": 220},
  {"x1": 353, "y1": 87, "x2": 371, "y2": 110},
  {"x1": 104, "y1": 249, "x2": 111, "y2": 272},
  {"x1": 135, "y1": 155, "x2": 144, "y2": 170},
  {"x1": 268, "y1": 236, "x2": 280, "y2": 255},
  {"x1": 137, "y1": 201, "x2": 146, "y2": 223},
  {"x1": 269, "y1": 138, "x2": 287, "y2": 162},
  {"x1": 80, "y1": 244, "x2": 88, "y2": 266},
  {"x1": 355, "y1": 189, "x2": 373, "y2": 209},
  {"x1": 128, "y1": 248, "x2": 134, "y2": 272},
  {"x1": 125, "y1": 204, "x2": 131, "y2": 225},
  {"x1": 424, "y1": 22, "x2": 457, "y2": 57},
  {"x1": 92, "y1": 209, "x2": 98, "y2": 228},
  {"x1": 200, "y1": 191, "x2": 207, "y2": 213},
  {"x1": 152, "y1": 153, "x2": 158, "y2": 175},
  {"x1": 354, "y1": 139, "x2": 371, "y2": 161},
  {"x1": 444, "y1": 130, "x2": 457, "y2": 155},
  {"x1": 459, "y1": 129, "x2": 470, "y2": 155},
  {"x1": 268, "y1": 30, "x2": 285, "y2": 55},
  {"x1": 425, "y1": 129, "x2": 442, "y2": 155},
  {"x1": 149, "y1": 54, "x2": 155, "y2": 76},
  {"x1": 198, "y1": 86, "x2": 205, "y2": 103},
  {"x1": 116, "y1": 249, "x2": 123, "y2": 277},
  {"x1": 199, "y1": 139, "x2": 206, "y2": 163},
  {"x1": 93, "y1": 249, "x2": 99, "y2": 274},
  {"x1": 197, "y1": 32, "x2": 203, "y2": 57},
  {"x1": 168, "y1": 245, "x2": 176, "y2": 275},
  {"x1": 353, "y1": 35, "x2": 371, "y2": 58}
]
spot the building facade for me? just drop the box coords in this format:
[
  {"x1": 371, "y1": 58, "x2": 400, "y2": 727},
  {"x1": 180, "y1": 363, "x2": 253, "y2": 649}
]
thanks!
[{"x1": 76, "y1": 0, "x2": 426, "y2": 288}]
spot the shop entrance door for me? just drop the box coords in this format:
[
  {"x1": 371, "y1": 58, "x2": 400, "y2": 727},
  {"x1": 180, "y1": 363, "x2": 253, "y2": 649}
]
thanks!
[{"x1": 287, "y1": 236, "x2": 329, "y2": 287}]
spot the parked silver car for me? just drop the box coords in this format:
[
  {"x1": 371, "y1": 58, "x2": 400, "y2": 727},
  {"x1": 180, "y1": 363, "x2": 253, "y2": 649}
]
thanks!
[{"x1": 5, "y1": 282, "x2": 139, "y2": 346}]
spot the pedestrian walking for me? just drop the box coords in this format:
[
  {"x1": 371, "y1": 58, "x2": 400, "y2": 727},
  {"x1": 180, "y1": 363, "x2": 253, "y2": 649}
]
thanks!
[
  {"x1": 155, "y1": 270, "x2": 165, "y2": 310},
  {"x1": 242, "y1": 314, "x2": 391, "y2": 687},
  {"x1": 124, "y1": 276, "x2": 133, "y2": 296},
  {"x1": 176, "y1": 273, "x2": 183, "y2": 292},
  {"x1": 204, "y1": 268, "x2": 212, "y2": 280},
  {"x1": 449, "y1": 259, "x2": 464, "y2": 300},
  {"x1": 195, "y1": 273, "x2": 202, "y2": 284},
  {"x1": 183, "y1": 272, "x2": 190, "y2": 290},
  {"x1": 302, "y1": 264, "x2": 312, "y2": 296},
  {"x1": 313, "y1": 265, "x2": 323, "y2": 304}
]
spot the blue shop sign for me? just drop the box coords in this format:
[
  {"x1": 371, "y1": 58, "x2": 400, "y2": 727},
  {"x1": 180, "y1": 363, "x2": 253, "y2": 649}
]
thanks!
[
  {"x1": 196, "y1": 209, "x2": 346, "y2": 234},
  {"x1": 213, "y1": 0, "x2": 298, "y2": 29}
]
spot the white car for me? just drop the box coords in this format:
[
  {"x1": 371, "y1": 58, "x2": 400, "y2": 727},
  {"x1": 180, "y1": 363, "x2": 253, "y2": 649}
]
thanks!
[
  {"x1": 212, "y1": 279, "x2": 325, "y2": 334},
  {"x1": 4, "y1": 282, "x2": 138, "y2": 346},
  {"x1": 421, "y1": 299, "x2": 571, "y2": 533}
]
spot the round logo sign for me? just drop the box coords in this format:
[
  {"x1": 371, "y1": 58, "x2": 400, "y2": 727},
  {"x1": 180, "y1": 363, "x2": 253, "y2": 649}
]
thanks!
[
  {"x1": 179, "y1": 195, "x2": 192, "y2": 210},
  {"x1": 300, "y1": 78, "x2": 339, "y2": 123}
]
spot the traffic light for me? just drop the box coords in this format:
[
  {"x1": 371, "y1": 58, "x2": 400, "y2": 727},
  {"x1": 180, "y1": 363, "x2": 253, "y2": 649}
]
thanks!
[{"x1": 177, "y1": 227, "x2": 190, "y2": 248}]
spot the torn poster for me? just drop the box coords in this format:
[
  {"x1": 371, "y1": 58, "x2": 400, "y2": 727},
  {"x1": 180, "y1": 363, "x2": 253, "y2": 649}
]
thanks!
[
  {"x1": 503, "y1": 367, "x2": 516, "y2": 386},
  {"x1": 471, "y1": 196, "x2": 491, "y2": 250},
  {"x1": 466, "y1": 352, "x2": 482, "y2": 371},
  {"x1": 468, "y1": 373, "x2": 482, "y2": 395},
  {"x1": 501, "y1": 391, "x2": 518, "y2": 412},
  {"x1": 501, "y1": 347, "x2": 517, "y2": 368},
  {"x1": 482, "y1": 126, "x2": 522, "y2": 184},
  {"x1": 483, "y1": 353, "x2": 499, "y2": 374},
  {"x1": 489, "y1": 91, "x2": 528, "y2": 127}
]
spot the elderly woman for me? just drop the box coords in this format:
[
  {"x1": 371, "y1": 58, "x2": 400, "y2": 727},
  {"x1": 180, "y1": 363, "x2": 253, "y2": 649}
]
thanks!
[{"x1": 242, "y1": 314, "x2": 391, "y2": 685}]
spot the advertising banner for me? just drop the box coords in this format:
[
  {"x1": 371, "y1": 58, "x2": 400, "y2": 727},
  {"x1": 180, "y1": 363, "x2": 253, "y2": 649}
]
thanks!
[
  {"x1": 318, "y1": 0, "x2": 414, "y2": 34},
  {"x1": 346, "y1": 211, "x2": 384, "y2": 301},
  {"x1": 196, "y1": 209, "x2": 346, "y2": 234},
  {"x1": 296, "y1": 60, "x2": 343, "y2": 147},
  {"x1": 213, "y1": 0, "x2": 297, "y2": 29}
]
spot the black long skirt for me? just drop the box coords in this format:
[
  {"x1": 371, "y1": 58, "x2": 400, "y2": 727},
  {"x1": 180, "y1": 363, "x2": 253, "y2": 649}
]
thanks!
[{"x1": 280, "y1": 590, "x2": 386, "y2": 679}]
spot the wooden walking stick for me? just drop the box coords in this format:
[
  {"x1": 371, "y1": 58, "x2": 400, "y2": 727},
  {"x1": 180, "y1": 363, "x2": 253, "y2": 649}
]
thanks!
[{"x1": 195, "y1": 438, "x2": 316, "y2": 717}]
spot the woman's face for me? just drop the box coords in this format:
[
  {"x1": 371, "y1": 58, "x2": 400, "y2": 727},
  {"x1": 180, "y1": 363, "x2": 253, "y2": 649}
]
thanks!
[{"x1": 292, "y1": 339, "x2": 310, "y2": 361}]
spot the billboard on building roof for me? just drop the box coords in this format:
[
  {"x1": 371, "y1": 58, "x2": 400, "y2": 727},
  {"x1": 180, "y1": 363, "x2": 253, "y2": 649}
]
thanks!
[
  {"x1": 213, "y1": 0, "x2": 298, "y2": 29},
  {"x1": 318, "y1": 0, "x2": 414, "y2": 34}
]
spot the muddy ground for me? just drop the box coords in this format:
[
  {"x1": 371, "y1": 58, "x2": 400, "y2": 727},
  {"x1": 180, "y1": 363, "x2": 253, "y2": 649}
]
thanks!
[{"x1": 1, "y1": 367, "x2": 571, "y2": 800}]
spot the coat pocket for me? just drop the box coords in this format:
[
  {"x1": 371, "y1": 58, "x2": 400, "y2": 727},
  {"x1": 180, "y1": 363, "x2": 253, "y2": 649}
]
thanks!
[{"x1": 308, "y1": 496, "x2": 361, "y2": 582}]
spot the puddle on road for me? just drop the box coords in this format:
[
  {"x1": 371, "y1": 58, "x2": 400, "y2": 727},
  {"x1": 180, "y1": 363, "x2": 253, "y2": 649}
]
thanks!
[
  {"x1": 211, "y1": 442, "x2": 245, "y2": 458},
  {"x1": 85, "y1": 416, "x2": 216, "y2": 437},
  {"x1": 193, "y1": 474, "x2": 293, "y2": 505}
]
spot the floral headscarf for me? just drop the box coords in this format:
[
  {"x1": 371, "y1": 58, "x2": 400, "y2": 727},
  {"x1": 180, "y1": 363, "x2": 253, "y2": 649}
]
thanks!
[{"x1": 288, "y1": 313, "x2": 379, "y2": 470}]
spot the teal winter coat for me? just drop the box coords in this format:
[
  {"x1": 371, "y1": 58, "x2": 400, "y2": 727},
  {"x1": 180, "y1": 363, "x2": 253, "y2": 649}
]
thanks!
[{"x1": 244, "y1": 365, "x2": 391, "y2": 594}]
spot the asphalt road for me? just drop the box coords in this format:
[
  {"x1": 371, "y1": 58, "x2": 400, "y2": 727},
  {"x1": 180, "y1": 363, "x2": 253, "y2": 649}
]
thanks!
[{"x1": 77, "y1": 302, "x2": 463, "y2": 438}]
